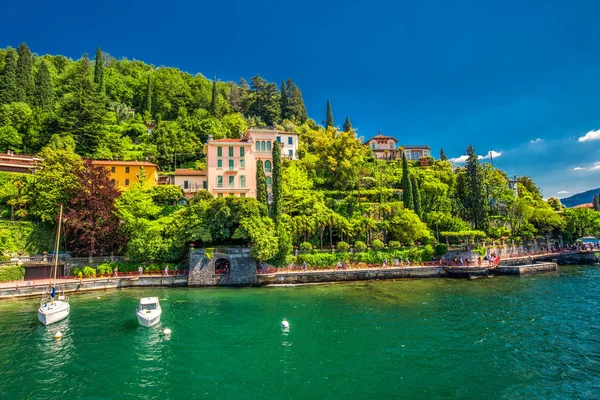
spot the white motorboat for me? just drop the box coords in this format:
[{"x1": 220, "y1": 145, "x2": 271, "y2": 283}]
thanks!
[
  {"x1": 136, "y1": 297, "x2": 162, "y2": 327},
  {"x1": 38, "y1": 204, "x2": 70, "y2": 326}
]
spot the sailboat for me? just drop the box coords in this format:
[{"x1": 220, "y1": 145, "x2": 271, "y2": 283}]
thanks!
[{"x1": 38, "y1": 204, "x2": 70, "y2": 326}]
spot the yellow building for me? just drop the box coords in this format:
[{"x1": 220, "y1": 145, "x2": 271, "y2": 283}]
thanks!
[{"x1": 92, "y1": 160, "x2": 159, "y2": 190}]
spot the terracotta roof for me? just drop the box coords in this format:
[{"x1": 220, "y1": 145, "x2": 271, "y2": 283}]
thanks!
[
  {"x1": 92, "y1": 160, "x2": 158, "y2": 167},
  {"x1": 175, "y1": 169, "x2": 206, "y2": 176},
  {"x1": 0, "y1": 153, "x2": 40, "y2": 162},
  {"x1": 365, "y1": 134, "x2": 398, "y2": 144},
  {"x1": 212, "y1": 138, "x2": 247, "y2": 143},
  {"x1": 401, "y1": 145, "x2": 431, "y2": 149},
  {"x1": 573, "y1": 203, "x2": 594, "y2": 209}
]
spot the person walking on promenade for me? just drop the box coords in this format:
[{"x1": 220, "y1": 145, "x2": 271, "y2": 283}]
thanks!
[
  {"x1": 138, "y1": 266, "x2": 143, "y2": 276},
  {"x1": 164, "y1": 265, "x2": 169, "y2": 276},
  {"x1": 477, "y1": 257, "x2": 482, "y2": 266},
  {"x1": 303, "y1": 261, "x2": 307, "y2": 271},
  {"x1": 383, "y1": 258, "x2": 388, "y2": 268},
  {"x1": 174, "y1": 265, "x2": 179, "y2": 275},
  {"x1": 113, "y1": 266, "x2": 118, "y2": 277}
]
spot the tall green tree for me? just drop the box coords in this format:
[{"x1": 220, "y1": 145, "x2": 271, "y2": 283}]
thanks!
[
  {"x1": 15, "y1": 43, "x2": 34, "y2": 104},
  {"x1": 271, "y1": 140, "x2": 283, "y2": 222},
  {"x1": 143, "y1": 74, "x2": 152, "y2": 115},
  {"x1": 285, "y1": 79, "x2": 307, "y2": 123},
  {"x1": 0, "y1": 47, "x2": 18, "y2": 104},
  {"x1": 256, "y1": 159, "x2": 268, "y2": 208},
  {"x1": 440, "y1": 149, "x2": 447, "y2": 161},
  {"x1": 411, "y1": 176, "x2": 423, "y2": 218},
  {"x1": 465, "y1": 145, "x2": 488, "y2": 230},
  {"x1": 593, "y1": 195, "x2": 599, "y2": 212},
  {"x1": 247, "y1": 75, "x2": 281, "y2": 125},
  {"x1": 209, "y1": 79, "x2": 219, "y2": 117},
  {"x1": 280, "y1": 80, "x2": 288, "y2": 119},
  {"x1": 325, "y1": 100, "x2": 334, "y2": 128},
  {"x1": 343, "y1": 116, "x2": 352, "y2": 132},
  {"x1": 94, "y1": 47, "x2": 105, "y2": 95},
  {"x1": 401, "y1": 153, "x2": 413, "y2": 209},
  {"x1": 34, "y1": 60, "x2": 54, "y2": 112},
  {"x1": 58, "y1": 55, "x2": 108, "y2": 155}
]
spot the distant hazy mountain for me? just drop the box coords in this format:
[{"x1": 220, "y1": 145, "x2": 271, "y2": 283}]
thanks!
[{"x1": 560, "y1": 188, "x2": 600, "y2": 208}]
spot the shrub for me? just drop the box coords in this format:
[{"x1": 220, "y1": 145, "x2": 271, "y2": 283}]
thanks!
[
  {"x1": 299, "y1": 242, "x2": 313, "y2": 252},
  {"x1": 371, "y1": 239, "x2": 385, "y2": 250},
  {"x1": 77, "y1": 271, "x2": 82, "y2": 279},
  {"x1": 336, "y1": 241, "x2": 350, "y2": 252},
  {"x1": 81, "y1": 266, "x2": 96, "y2": 278},
  {"x1": 354, "y1": 241, "x2": 367, "y2": 252},
  {"x1": 97, "y1": 263, "x2": 113, "y2": 275},
  {"x1": 434, "y1": 243, "x2": 448, "y2": 257},
  {"x1": 388, "y1": 241, "x2": 401, "y2": 249},
  {"x1": 0, "y1": 265, "x2": 24, "y2": 282},
  {"x1": 474, "y1": 246, "x2": 486, "y2": 257},
  {"x1": 72, "y1": 267, "x2": 82, "y2": 276},
  {"x1": 421, "y1": 244, "x2": 434, "y2": 261}
]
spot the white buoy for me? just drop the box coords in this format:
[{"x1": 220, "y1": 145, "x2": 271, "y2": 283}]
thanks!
[
  {"x1": 54, "y1": 331, "x2": 63, "y2": 339},
  {"x1": 163, "y1": 328, "x2": 172, "y2": 335},
  {"x1": 281, "y1": 319, "x2": 290, "y2": 329}
]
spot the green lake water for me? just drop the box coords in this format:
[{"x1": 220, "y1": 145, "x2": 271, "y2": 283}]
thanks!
[{"x1": 1, "y1": 266, "x2": 600, "y2": 399}]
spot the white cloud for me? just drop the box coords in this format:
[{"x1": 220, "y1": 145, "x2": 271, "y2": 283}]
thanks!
[
  {"x1": 557, "y1": 190, "x2": 570, "y2": 195},
  {"x1": 449, "y1": 150, "x2": 502, "y2": 164},
  {"x1": 572, "y1": 163, "x2": 600, "y2": 171},
  {"x1": 577, "y1": 129, "x2": 600, "y2": 142},
  {"x1": 573, "y1": 167, "x2": 584, "y2": 171},
  {"x1": 530, "y1": 138, "x2": 544, "y2": 144}
]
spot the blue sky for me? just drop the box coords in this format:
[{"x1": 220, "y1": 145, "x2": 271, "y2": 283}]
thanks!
[{"x1": 2, "y1": 0, "x2": 600, "y2": 197}]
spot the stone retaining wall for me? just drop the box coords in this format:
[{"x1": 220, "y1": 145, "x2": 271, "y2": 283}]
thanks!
[{"x1": 188, "y1": 248, "x2": 257, "y2": 286}]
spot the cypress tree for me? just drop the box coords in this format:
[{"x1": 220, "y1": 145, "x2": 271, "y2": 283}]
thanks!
[
  {"x1": 143, "y1": 74, "x2": 152, "y2": 114},
  {"x1": 209, "y1": 79, "x2": 219, "y2": 116},
  {"x1": 343, "y1": 116, "x2": 352, "y2": 132},
  {"x1": 271, "y1": 140, "x2": 283, "y2": 222},
  {"x1": 0, "y1": 47, "x2": 18, "y2": 104},
  {"x1": 256, "y1": 159, "x2": 268, "y2": 208},
  {"x1": 325, "y1": 100, "x2": 334, "y2": 128},
  {"x1": 15, "y1": 43, "x2": 34, "y2": 104},
  {"x1": 593, "y1": 195, "x2": 600, "y2": 212},
  {"x1": 280, "y1": 80, "x2": 288, "y2": 119},
  {"x1": 94, "y1": 47, "x2": 105, "y2": 95},
  {"x1": 286, "y1": 79, "x2": 307, "y2": 123},
  {"x1": 401, "y1": 153, "x2": 413, "y2": 209},
  {"x1": 440, "y1": 149, "x2": 448, "y2": 161},
  {"x1": 465, "y1": 145, "x2": 488, "y2": 229},
  {"x1": 412, "y1": 176, "x2": 422, "y2": 218},
  {"x1": 34, "y1": 60, "x2": 54, "y2": 112}
]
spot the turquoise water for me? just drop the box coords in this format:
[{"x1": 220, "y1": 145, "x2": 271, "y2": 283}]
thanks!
[{"x1": 1, "y1": 266, "x2": 600, "y2": 399}]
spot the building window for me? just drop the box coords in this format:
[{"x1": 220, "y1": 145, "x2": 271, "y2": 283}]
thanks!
[
  {"x1": 277, "y1": 136, "x2": 281, "y2": 143},
  {"x1": 390, "y1": 143, "x2": 395, "y2": 149},
  {"x1": 217, "y1": 176, "x2": 223, "y2": 188},
  {"x1": 240, "y1": 175, "x2": 246, "y2": 188},
  {"x1": 266, "y1": 141, "x2": 272, "y2": 151},
  {"x1": 228, "y1": 159, "x2": 234, "y2": 170},
  {"x1": 260, "y1": 141, "x2": 266, "y2": 151},
  {"x1": 228, "y1": 175, "x2": 234, "y2": 188},
  {"x1": 111, "y1": 166, "x2": 116, "y2": 173},
  {"x1": 264, "y1": 160, "x2": 272, "y2": 173},
  {"x1": 240, "y1": 159, "x2": 245, "y2": 169},
  {"x1": 203, "y1": 181, "x2": 207, "y2": 189},
  {"x1": 217, "y1": 159, "x2": 222, "y2": 168},
  {"x1": 217, "y1": 146, "x2": 222, "y2": 157},
  {"x1": 288, "y1": 137, "x2": 293, "y2": 145},
  {"x1": 125, "y1": 179, "x2": 130, "y2": 186},
  {"x1": 125, "y1": 167, "x2": 130, "y2": 173},
  {"x1": 240, "y1": 147, "x2": 245, "y2": 157},
  {"x1": 229, "y1": 146, "x2": 234, "y2": 157},
  {"x1": 184, "y1": 180, "x2": 189, "y2": 189},
  {"x1": 255, "y1": 142, "x2": 260, "y2": 151},
  {"x1": 371, "y1": 144, "x2": 375, "y2": 149},
  {"x1": 289, "y1": 150, "x2": 293, "y2": 157},
  {"x1": 266, "y1": 176, "x2": 272, "y2": 187}
]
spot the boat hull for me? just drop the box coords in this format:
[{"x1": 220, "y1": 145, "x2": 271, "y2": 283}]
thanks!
[
  {"x1": 136, "y1": 310, "x2": 161, "y2": 327},
  {"x1": 38, "y1": 301, "x2": 70, "y2": 326}
]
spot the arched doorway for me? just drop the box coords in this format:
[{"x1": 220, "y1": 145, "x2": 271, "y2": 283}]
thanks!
[{"x1": 215, "y1": 258, "x2": 230, "y2": 275}]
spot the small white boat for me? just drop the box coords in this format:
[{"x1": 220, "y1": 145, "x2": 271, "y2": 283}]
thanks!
[
  {"x1": 38, "y1": 204, "x2": 70, "y2": 326},
  {"x1": 38, "y1": 294, "x2": 70, "y2": 326},
  {"x1": 136, "y1": 297, "x2": 162, "y2": 327}
]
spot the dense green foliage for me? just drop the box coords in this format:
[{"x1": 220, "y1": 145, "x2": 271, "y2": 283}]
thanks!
[
  {"x1": 0, "y1": 265, "x2": 25, "y2": 282},
  {"x1": 0, "y1": 44, "x2": 596, "y2": 268}
]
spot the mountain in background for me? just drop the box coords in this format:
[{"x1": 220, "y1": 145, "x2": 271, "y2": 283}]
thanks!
[{"x1": 560, "y1": 188, "x2": 600, "y2": 208}]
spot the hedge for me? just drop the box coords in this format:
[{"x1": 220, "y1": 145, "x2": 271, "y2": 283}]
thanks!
[
  {"x1": 296, "y1": 246, "x2": 435, "y2": 267},
  {"x1": 0, "y1": 265, "x2": 25, "y2": 282}
]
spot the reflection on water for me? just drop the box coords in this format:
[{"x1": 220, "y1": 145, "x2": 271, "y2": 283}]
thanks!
[{"x1": 0, "y1": 268, "x2": 599, "y2": 399}]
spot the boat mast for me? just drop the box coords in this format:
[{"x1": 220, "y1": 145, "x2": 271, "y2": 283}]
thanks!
[{"x1": 52, "y1": 204, "x2": 63, "y2": 292}]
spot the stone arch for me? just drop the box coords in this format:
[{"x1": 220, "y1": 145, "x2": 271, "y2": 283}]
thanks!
[{"x1": 215, "y1": 258, "x2": 230, "y2": 274}]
